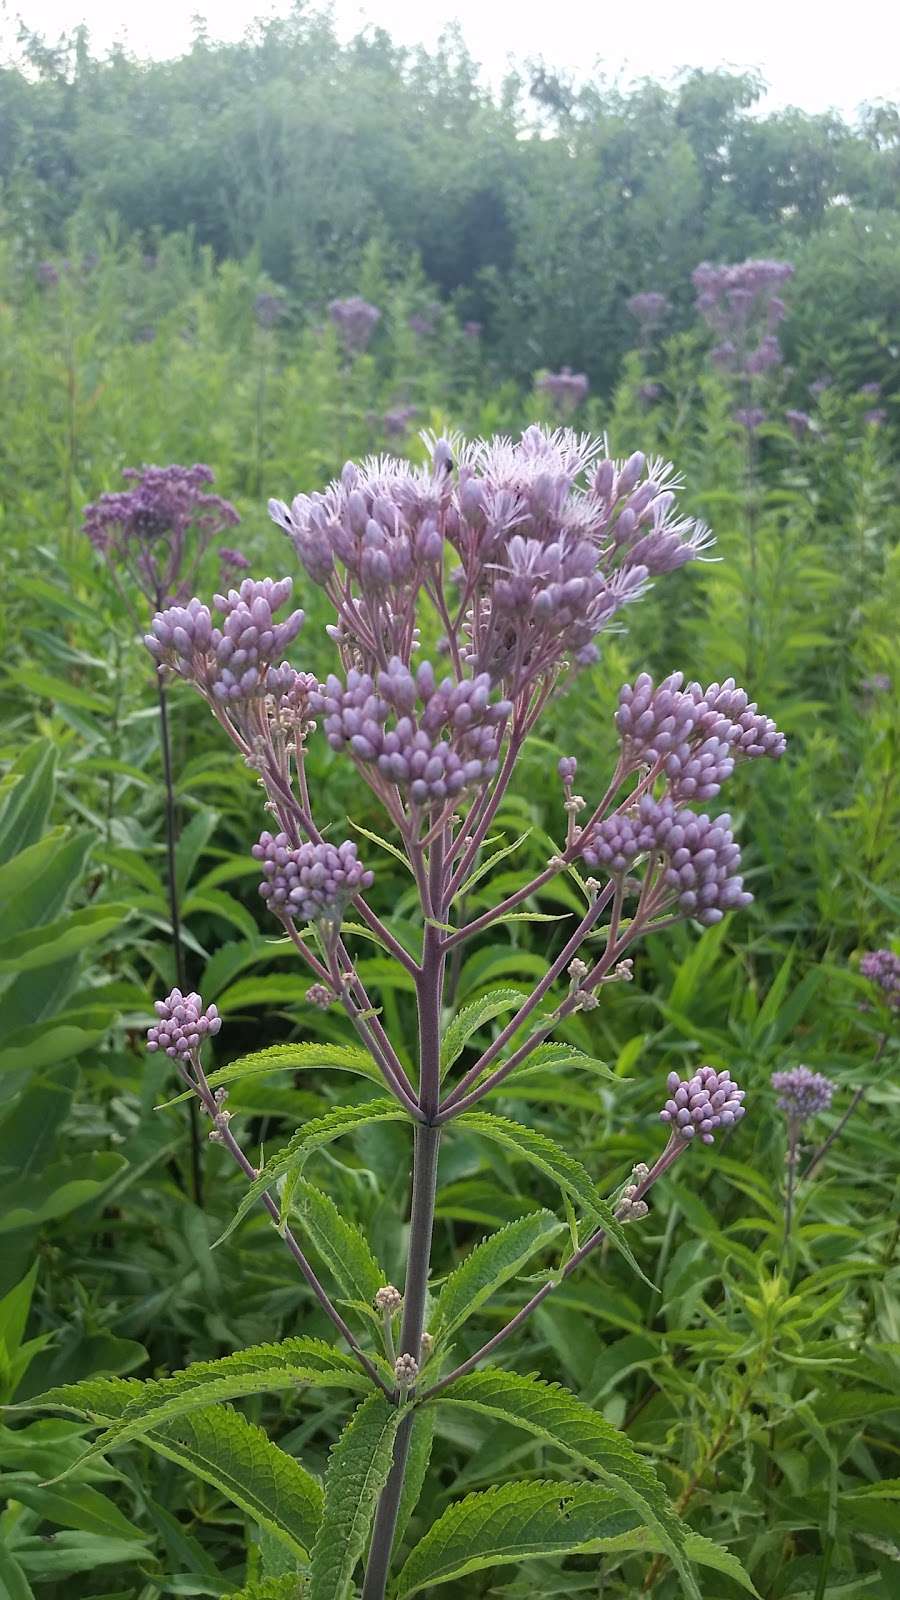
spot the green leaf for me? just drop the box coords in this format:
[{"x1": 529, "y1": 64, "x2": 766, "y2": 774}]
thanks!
[
  {"x1": 0, "y1": 1476, "x2": 147, "y2": 1542},
  {"x1": 0, "y1": 742, "x2": 56, "y2": 865},
  {"x1": 0, "y1": 1153, "x2": 127, "y2": 1234},
  {"x1": 215, "y1": 1100, "x2": 407, "y2": 1246},
  {"x1": 348, "y1": 820, "x2": 414, "y2": 876},
  {"x1": 19, "y1": 1337, "x2": 371, "y2": 1468},
  {"x1": 430, "y1": 1369, "x2": 694, "y2": 1594},
  {"x1": 441, "y1": 989, "x2": 527, "y2": 1072},
  {"x1": 224, "y1": 1580, "x2": 307, "y2": 1600},
  {"x1": 15, "y1": 1381, "x2": 322, "y2": 1559},
  {"x1": 393, "y1": 1480, "x2": 638, "y2": 1596},
  {"x1": 433, "y1": 1212, "x2": 564, "y2": 1341},
  {"x1": 174, "y1": 809, "x2": 218, "y2": 898},
  {"x1": 393, "y1": 1407, "x2": 436, "y2": 1550},
  {"x1": 0, "y1": 1547, "x2": 36, "y2": 1600},
  {"x1": 457, "y1": 1111, "x2": 654, "y2": 1287},
  {"x1": 157, "y1": 1042, "x2": 385, "y2": 1108},
  {"x1": 0, "y1": 906, "x2": 128, "y2": 975},
  {"x1": 154, "y1": 1405, "x2": 323, "y2": 1558},
  {"x1": 453, "y1": 828, "x2": 532, "y2": 899},
  {"x1": 3, "y1": 666, "x2": 109, "y2": 714},
  {"x1": 289, "y1": 1179, "x2": 385, "y2": 1306},
  {"x1": 309, "y1": 1394, "x2": 404, "y2": 1600}
]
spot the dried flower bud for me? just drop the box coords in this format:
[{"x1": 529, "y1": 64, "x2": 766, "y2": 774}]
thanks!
[{"x1": 419, "y1": 1332, "x2": 434, "y2": 1358}]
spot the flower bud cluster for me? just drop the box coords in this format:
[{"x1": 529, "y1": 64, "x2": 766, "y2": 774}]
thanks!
[
  {"x1": 660, "y1": 1065, "x2": 746, "y2": 1143},
  {"x1": 394, "y1": 1353, "x2": 419, "y2": 1386},
  {"x1": 147, "y1": 988, "x2": 222, "y2": 1061},
  {"x1": 859, "y1": 949, "x2": 900, "y2": 1010},
  {"x1": 252, "y1": 832, "x2": 374, "y2": 926},
  {"x1": 375, "y1": 1285, "x2": 403, "y2": 1315},
  {"x1": 582, "y1": 796, "x2": 752, "y2": 924},
  {"x1": 615, "y1": 671, "x2": 784, "y2": 799},
  {"x1": 144, "y1": 577, "x2": 305, "y2": 706},
  {"x1": 771, "y1": 1065, "x2": 836, "y2": 1122},
  {"x1": 313, "y1": 659, "x2": 510, "y2": 805}
]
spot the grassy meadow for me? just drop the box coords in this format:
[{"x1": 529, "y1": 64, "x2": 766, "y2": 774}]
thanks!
[{"x1": 1, "y1": 18, "x2": 900, "y2": 1598}]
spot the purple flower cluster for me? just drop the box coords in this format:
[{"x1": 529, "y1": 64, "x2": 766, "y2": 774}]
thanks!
[
  {"x1": 218, "y1": 546, "x2": 251, "y2": 586},
  {"x1": 254, "y1": 292, "x2": 287, "y2": 328},
  {"x1": 860, "y1": 949, "x2": 900, "y2": 1010},
  {"x1": 271, "y1": 428, "x2": 712, "y2": 712},
  {"x1": 627, "y1": 291, "x2": 671, "y2": 333},
  {"x1": 313, "y1": 660, "x2": 510, "y2": 805},
  {"x1": 693, "y1": 259, "x2": 793, "y2": 390},
  {"x1": 147, "y1": 988, "x2": 222, "y2": 1061},
  {"x1": 637, "y1": 382, "x2": 662, "y2": 406},
  {"x1": 536, "y1": 367, "x2": 589, "y2": 414},
  {"x1": 252, "y1": 832, "x2": 373, "y2": 925},
  {"x1": 785, "y1": 409, "x2": 813, "y2": 439},
  {"x1": 771, "y1": 1065, "x2": 836, "y2": 1122},
  {"x1": 383, "y1": 405, "x2": 419, "y2": 438},
  {"x1": 615, "y1": 671, "x2": 785, "y2": 794},
  {"x1": 582, "y1": 795, "x2": 752, "y2": 924},
  {"x1": 36, "y1": 260, "x2": 60, "y2": 288},
  {"x1": 84, "y1": 464, "x2": 239, "y2": 608},
  {"x1": 463, "y1": 321, "x2": 482, "y2": 339},
  {"x1": 144, "y1": 577, "x2": 305, "y2": 706},
  {"x1": 660, "y1": 1066, "x2": 746, "y2": 1143},
  {"x1": 734, "y1": 407, "x2": 767, "y2": 433},
  {"x1": 329, "y1": 297, "x2": 381, "y2": 354}
]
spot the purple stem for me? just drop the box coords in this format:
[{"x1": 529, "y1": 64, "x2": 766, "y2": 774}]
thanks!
[{"x1": 185, "y1": 1056, "x2": 391, "y2": 1396}]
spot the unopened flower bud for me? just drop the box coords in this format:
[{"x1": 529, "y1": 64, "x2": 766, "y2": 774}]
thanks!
[
  {"x1": 375, "y1": 1285, "x2": 403, "y2": 1316},
  {"x1": 394, "y1": 1353, "x2": 419, "y2": 1387}
]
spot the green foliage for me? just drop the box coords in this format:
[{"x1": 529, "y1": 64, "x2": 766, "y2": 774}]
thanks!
[
  {"x1": 0, "y1": 23, "x2": 898, "y2": 1598},
  {"x1": 308, "y1": 1395, "x2": 404, "y2": 1600},
  {"x1": 432, "y1": 1212, "x2": 565, "y2": 1342},
  {"x1": 392, "y1": 1481, "x2": 643, "y2": 1596}
]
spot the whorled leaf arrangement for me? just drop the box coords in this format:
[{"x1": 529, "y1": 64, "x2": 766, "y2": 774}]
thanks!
[{"x1": 32, "y1": 426, "x2": 786, "y2": 1599}]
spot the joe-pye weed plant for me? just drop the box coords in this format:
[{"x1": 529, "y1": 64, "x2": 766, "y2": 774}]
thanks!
[{"x1": 29, "y1": 427, "x2": 786, "y2": 1598}]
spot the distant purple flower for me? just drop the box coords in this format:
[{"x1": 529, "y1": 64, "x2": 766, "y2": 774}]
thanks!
[
  {"x1": 383, "y1": 405, "x2": 419, "y2": 438},
  {"x1": 627, "y1": 292, "x2": 671, "y2": 334},
  {"x1": 858, "y1": 382, "x2": 882, "y2": 397},
  {"x1": 218, "y1": 546, "x2": 251, "y2": 588},
  {"x1": 864, "y1": 408, "x2": 887, "y2": 427},
  {"x1": 809, "y1": 377, "x2": 832, "y2": 399},
  {"x1": 36, "y1": 261, "x2": 59, "y2": 288},
  {"x1": 408, "y1": 312, "x2": 435, "y2": 337},
  {"x1": 860, "y1": 949, "x2": 900, "y2": 1010},
  {"x1": 785, "y1": 409, "x2": 813, "y2": 439},
  {"x1": 463, "y1": 321, "x2": 482, "y2": 339},
  {"x1": 147, "y1": 988, "x2": 222, "y2": 1061},
  {"x1": 860, "y1": 673, "x2": 892, "y2": 697},
  {"x1": 255, "y1": 292, "x2": 286, "y2": 328},
  {"x1": 535, "y1": 367, "x2": 589, "y2": 414},
  {"x1": 771, "y1": 1065, "x2": 836, "y2": 1123},
  {"x1": 660, "y1": 1065, "x2": 746, "y2": 1144},
  {"x1": 85, "y1": 464, "x2": 240, "y2": 610},
  {"x1": 637, "y1": 382, "x2": 662, "y2": 405},
  {"x1": 693, "y1": 259, "x2": 793, "y2": 383},
  {"x1": 252, "y1": 832, "x2": 373, "y2": 926},
  {"x1": 134, "y1": 325, "x2": 156, "y2": 345},
  {"x1": 734, "y1": 407, "x2": 766, "y2": 433},
  {"x1": 329, "y1": 296, "x2": 381, "y2": 354}
]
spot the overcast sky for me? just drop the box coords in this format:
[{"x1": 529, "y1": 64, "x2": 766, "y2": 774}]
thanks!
[{"x1": 3, "y1": 0, "x2": 899, "y2": 119}]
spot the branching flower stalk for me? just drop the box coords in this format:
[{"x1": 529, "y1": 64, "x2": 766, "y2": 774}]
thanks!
[
  {"x1": 143, "y1": 426, "x2": 784, "y2": 1597},
  {"x1": 85, "y1": 465, "x2": 241, "y2": 1203}
]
